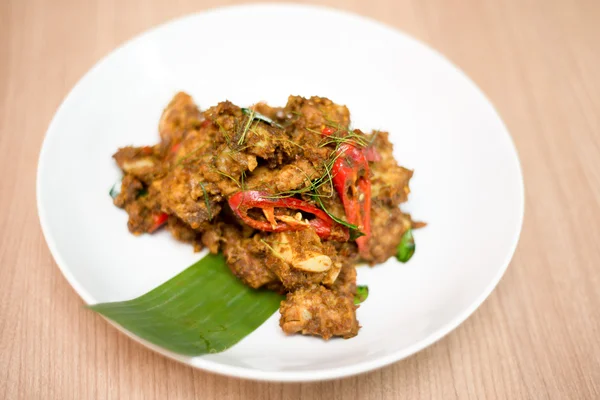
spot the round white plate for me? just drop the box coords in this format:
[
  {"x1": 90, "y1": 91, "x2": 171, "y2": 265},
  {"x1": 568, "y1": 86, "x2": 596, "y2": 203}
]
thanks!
[{"x1": 37, "y1": 4, "x2": 524, "y2": 382}]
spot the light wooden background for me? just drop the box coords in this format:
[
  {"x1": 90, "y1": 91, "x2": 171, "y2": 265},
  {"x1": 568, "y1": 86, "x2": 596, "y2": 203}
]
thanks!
[{"x1": 1, "y1": 0, "x2": 599, "y2": 398}]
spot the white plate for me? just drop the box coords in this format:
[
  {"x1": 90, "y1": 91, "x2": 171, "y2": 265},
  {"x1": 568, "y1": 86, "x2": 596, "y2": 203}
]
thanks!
[{"x1": 37, "y1": 4, "x2": 524, "y2": 382}]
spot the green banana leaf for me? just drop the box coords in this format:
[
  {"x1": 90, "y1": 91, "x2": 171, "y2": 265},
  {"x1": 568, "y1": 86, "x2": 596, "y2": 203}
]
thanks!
[{"x1": 89, "y1": 253, "x2": 284, "y2": 356}]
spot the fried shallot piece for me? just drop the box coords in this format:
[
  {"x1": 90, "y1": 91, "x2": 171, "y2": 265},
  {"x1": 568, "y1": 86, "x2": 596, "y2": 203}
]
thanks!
[{"x1": 262, "y1": 228, "x2": 342, "y2": 291}]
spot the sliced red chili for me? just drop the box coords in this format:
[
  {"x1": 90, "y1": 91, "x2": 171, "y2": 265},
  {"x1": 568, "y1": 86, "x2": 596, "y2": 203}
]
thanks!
[
  {"x1": 141, "y1": 146, "x2": 153, "y2": 155},
  {"x1": 320, "y1": 127, "x2": 381, "y2": 162},
  {"x1": 321, "y1": 126, "x2": 335, "y2": 136},
  {"x1": 332, "y1": 143, "x2": 372, "y2": 256},
  {"x1": 170, "y1": 143, "x2": 181, "y2": 154},
  {"x1": 148, "y1": 212, "x2": 168, "y2": 233},
  {"x1": 363, "y1": 145, "x2": 381, "y2": 162},
  {"x1": 228, "y1": 191, "x2": 349, "y2": 241}
]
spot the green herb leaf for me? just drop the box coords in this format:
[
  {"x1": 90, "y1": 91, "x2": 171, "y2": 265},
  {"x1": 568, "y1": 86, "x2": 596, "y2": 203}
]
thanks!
[
  {"x1": 241, "y1": 107, "x2": 283, "y2": 129},
  {"x1": 237, "y1": 109, "x2": 255, "y2": 145},
  {"x1": 109, "y1": 179, "x2": 121, "y2": 199},
  {"x1": 89, "y1": 253, "x2": 284, "y2": 356},
  {"x1": 315, "y1": 196, "x2": 365, "y2": 240},
  {"x1": 354, "y1": 285, "x2": 369, "y2": 305},
  {"x1": 199, "y1": 182, "x2": 212, "y2": 220},
  {"x1": 396, "y1": 229, "x2": 415, "y2": 263},
  {"x1": 136, "y1": 188, "x2": 148, "y2": 199},
  {"x1": 349, "y1": 229, "x2": 366, "y2": 241}
]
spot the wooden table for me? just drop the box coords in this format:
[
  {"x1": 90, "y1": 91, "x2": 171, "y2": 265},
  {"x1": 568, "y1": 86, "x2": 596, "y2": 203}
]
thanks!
[{"x1": 2, "y1": 0, "x2": 599, "y2": 398}]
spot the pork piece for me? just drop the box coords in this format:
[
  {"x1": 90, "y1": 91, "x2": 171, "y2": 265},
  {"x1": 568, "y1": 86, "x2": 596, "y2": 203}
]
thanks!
[
  {"x1": 362, "y1": 203, "x2": 412, "y2": 264},
  {"x1": 113, "y1": 146, "x2": 164, "y2": 185},
  {"x1": 253, "y1": 102, "x2": 287, "y2": 125},
  {"x1": 200, "y1": 222, "x2": 223, "y2": 254},
  {"x1": 283, "y1": 96, "x2": 350, "y2": 164},
  {"x1": 204, "y1": 101, "x2": 297, "y2": 164},
  {"x1": 242, "y1": 118, "x2": 297, "y2": 164},
  {"x1": 330, "y1": 257, "x2": 358, "y2": 296},
  {"x1": 159, "y1": 123, "x2": 246, "y2": 228},
  {"x1": 278, "y1": 243, "x2": 359, "y2": 340},
  {"x1": 159, "y1": 161, "x2": 223, "y2": 230},
  {"x1": 369, "y1": 131, "x2": 413, "y2": 206},
  {"x1": 169, "y1": 127, "x2": 212, "y2": 162},
  {"x1": 327, "y1": 241, "x2": 359, "y2": 290},
  {"x1": 162, "y1": 100, "x2": 302, "y2": 228},
  {"x1": 285, "y1": 95, "x2": 350, "y2": 130},
  {"x1": 113, "y1": 175, "x2": 163, "y2": 234},
  {"x1": 211, "y1": 144, "x2": 258, "y2": 193},
  {"x1": 159, "y1": 158, "x2": 242, "y2": 229},
  {"x1": 263, "y1": 229, "x2": 342, "y2": 290},
  {"x1": 245, "y1": 158, "x2": 322, "y2": 193},
  {"x1": 158, "y1": 92, "x2": 204, "y2": 145},
  {"x1": 220, "y1": 225, "x2": 277, "y2": 289},
  {"x1": 167, "y1": 215, "x2": 204, "y2": 252},
  {"x1": 279, "y1": 284, "x2": 359, "y2": 339}
]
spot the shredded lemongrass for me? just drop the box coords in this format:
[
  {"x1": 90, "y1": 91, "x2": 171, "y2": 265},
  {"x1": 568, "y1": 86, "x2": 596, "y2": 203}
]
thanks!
[
  {"x1": 198, "y1": 182, "x2": 212, "y2": 220},
  {"x1": 175, "y1": 143, "x2": 210, "y2": 166},
  {"x1": 240, "y1": 170, "x2": 247, "y2": 190},
  {"x1": 213, "y1": 169, "x2": 241, "y2": 188},
  {"x1": 241, "y1": 108, "x2": 283, "y2": 129},
  {"x1": 237, "y1": 109, "x2": 255, "y2": 145},
  {"x1": 260, "y1": 239, "x2": 287, "y2": 262}
]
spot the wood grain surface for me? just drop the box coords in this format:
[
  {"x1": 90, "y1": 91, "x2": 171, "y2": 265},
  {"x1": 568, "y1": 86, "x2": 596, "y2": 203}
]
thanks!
[{"x1": 1, "y1": 0, "x2": 599, "y2": 398}]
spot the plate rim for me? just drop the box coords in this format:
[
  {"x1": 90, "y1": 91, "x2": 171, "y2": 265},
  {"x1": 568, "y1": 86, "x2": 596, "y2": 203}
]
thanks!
[{"x1": 36, "y1": 2, "x2": 525, "y2": 382}]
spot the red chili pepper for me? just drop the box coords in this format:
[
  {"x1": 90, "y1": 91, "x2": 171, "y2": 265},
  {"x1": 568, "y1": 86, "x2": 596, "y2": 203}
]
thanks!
[
  {"x1": 170, "y1": 143, "x2": 181, "y2": 154},
  {"x1": 363, "y1": 145, "x2": 381, "y2": 162},
  {"x1": 321, "y1": 126, "x2": 335, "y2": 136},
  {"x1": 141, "y1": 146, "x2": 153, "y2": 155},
  {"x1": 228, "y1": 191, "x2": 349, "y2": 241},
  {"x1": 148, "y1": 212, "x2": 168, "y2": 233},
  {"x1": 332, "y1": 144, "x2": 372, "y2": 256},
  {"x1": 320, "y1": 127, "x2": 381, "y2": 162}
]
